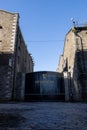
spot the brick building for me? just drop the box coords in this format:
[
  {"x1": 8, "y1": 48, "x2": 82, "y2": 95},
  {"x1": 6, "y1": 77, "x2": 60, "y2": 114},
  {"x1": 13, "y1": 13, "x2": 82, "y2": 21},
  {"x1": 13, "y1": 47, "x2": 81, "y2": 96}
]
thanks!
[
  {"x1": 0, "y1": 10, "x2": 34, "y2": 101},
  {"x1": 57, "y1": 26, "x2": 87, "y2": 101}
]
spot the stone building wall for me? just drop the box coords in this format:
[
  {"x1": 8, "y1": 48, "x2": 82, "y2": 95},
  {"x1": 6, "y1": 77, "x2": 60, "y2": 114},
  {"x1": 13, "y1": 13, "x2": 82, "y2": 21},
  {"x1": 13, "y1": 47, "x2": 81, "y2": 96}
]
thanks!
[
  {"x1": 57, "y1": 26, "x2": 87, "y2": 101},
  {"x1": 0, "y1": 10, "x2": 33, "y2": 101},
  {"x1": 57, "y1": 55, "x2": 64, "y2": 73},
  {"x1": 0, "y1": 10, "x2": 18, "y2": 100}
]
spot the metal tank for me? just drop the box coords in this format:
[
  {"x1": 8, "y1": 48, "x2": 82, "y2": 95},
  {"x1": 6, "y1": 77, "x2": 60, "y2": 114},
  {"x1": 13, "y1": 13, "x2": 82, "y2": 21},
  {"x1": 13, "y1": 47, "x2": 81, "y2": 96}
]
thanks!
[{"x1": 25, "y1": 71, "x2": 65, "y2": 101}]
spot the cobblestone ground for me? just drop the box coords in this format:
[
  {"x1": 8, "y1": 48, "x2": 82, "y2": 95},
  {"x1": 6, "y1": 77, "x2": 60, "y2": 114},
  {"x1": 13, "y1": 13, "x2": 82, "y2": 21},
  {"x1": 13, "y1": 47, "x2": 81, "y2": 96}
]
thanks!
[{"x1": 0, "y1": 102, "x2": 87, "y2": 130}]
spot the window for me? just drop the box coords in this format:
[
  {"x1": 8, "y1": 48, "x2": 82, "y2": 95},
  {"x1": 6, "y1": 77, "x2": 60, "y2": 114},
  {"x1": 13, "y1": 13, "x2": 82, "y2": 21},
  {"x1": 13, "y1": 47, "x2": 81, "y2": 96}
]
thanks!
[
  {"x1": 0, "y1": 25, "x2": 2, "y2": 29},
  {"x1": 0, "y1": 25, "x2": 3, "y2": 42},
  {"x1": 9, "y1": 59, "x2": 12, "y2": 67}
]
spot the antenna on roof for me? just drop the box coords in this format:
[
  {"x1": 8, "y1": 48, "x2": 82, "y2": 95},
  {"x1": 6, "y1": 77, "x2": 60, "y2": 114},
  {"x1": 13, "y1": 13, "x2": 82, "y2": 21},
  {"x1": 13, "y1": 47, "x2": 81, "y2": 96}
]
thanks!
[{"x1": 70, "y1": 18, "x2": 78, "y2": 27}]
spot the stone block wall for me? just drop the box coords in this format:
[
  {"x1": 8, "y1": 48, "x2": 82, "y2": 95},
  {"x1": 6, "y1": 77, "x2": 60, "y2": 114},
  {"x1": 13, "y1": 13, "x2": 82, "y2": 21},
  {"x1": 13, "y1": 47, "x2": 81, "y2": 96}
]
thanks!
[
  {"x1": 0, "y1": 10, "x2": 34, "y2": 101},
  {"x1": 57, "y1": 27, "x2": 87, "y2": 101},
  {"x1": 14, "y1": 73, "x2": 25, "y2": 101},
  {"x1": 0, "y1": 66, "x2": 12, "y2": 100}
]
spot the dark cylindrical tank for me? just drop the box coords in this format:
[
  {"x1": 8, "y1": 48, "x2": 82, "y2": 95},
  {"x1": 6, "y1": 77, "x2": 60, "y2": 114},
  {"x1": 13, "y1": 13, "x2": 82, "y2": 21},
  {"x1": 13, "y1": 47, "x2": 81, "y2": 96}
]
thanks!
[{"x1": 25, "y1": 71, "x2": 65, "y2": 101}]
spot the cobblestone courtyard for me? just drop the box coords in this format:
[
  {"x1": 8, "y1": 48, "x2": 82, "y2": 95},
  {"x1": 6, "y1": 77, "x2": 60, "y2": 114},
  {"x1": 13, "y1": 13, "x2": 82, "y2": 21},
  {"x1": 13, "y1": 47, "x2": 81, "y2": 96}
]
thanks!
[{"x1": 0, "y1": 102, "x2": 87, "y2": 130}]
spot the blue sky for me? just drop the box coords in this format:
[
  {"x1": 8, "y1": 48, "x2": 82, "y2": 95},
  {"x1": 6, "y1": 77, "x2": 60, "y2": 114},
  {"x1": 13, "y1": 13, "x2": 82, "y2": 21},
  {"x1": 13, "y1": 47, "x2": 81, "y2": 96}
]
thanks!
[{"x1": 0, "y1": 0, "x2": 87, "y2": 71}]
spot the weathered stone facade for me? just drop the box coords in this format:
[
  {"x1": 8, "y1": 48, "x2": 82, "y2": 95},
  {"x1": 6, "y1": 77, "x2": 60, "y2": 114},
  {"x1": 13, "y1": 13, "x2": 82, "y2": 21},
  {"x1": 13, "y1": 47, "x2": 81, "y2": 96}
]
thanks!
[
  {"x1": 0, "y1": 10, "x2": 34, "y2": 101},
  {"x1": 57, "y1": 26, "x2": 87, "y2": 101}
]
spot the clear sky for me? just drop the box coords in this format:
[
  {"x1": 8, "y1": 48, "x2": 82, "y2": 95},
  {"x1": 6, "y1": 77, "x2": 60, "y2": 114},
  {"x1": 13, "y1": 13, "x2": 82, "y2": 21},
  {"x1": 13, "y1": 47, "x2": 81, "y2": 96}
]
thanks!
[{"x1": 0, "y1": 0, "x2": 87, "y2": 71}]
